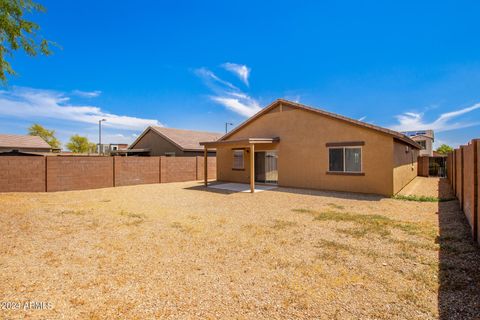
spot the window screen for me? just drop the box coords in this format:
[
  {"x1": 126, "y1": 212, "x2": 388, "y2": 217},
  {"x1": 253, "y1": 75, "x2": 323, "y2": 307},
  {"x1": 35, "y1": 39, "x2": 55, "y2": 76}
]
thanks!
[
  {"x1": 345, "y1": 148, "x2": 361, "y2": 172},
  {"x1": 329, "y1": 148, "x2": 344, "y2": 172},
  {"x1": 417, "y1": 140, "x2": 426, "y2": 149},
  {"x1": 233, "y1": 150, "x2": 244, "y2": 169}
]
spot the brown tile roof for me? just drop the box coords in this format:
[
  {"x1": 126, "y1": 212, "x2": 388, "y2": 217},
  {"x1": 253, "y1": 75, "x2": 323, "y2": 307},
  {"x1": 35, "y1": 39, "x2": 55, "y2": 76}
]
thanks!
[
  {"x1": 0, "y1": 134, "x2": 51, "y2": 149},
  {"x1": 220, "y1": 99, "x2": 422, "y2": 149},
  {"x1": 134, "y1": 127, "x2": 222, "y2": 151}
]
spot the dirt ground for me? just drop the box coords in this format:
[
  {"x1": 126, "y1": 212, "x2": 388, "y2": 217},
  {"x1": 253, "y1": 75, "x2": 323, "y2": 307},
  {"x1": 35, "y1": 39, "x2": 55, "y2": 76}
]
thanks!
[{"x1": 1, "y1": 178, "x2": 479, "y2": 319}]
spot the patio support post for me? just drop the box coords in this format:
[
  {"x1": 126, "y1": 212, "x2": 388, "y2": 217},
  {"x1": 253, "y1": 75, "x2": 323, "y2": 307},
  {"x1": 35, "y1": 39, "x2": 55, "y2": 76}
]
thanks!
[
  {"x1": 250, "y1": 144, "x2": 255, "y2": 193},
  {"x1": 204, "y1": 147, "x2": 208, "y2": 187}
]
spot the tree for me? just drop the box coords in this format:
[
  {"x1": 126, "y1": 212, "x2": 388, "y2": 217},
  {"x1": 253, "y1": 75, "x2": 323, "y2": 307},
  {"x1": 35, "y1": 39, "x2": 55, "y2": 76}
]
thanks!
[
  {"x1": 436, "y1": 144, "x2": 453, "y2": 155},
  {"x1": 0, "y1": 0, "x2": 55, "y2": 82},
  {"x1": 66, "y1": 134, "x2": 94, "y2": 153},
  {"x1": 28, "y1": 123, "x2": 60, "y2": 149}
]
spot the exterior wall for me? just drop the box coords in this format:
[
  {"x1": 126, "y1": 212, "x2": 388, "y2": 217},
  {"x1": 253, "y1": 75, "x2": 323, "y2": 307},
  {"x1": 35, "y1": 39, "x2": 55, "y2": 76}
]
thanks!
[
  {"x1": 447, "y1": 151, "x2": 453, "y2": 183},
  {"x1": 393, "y1": 141, "x2": 419, "y2": 194},
  {"x1": 455, "y1": 149, "x2": 463, "y2": 207},
  {"x1": 46, "y1": 157, "x2": 114, "y2": 192},
  {"x1": 0, "y1": 156, "x2": 46, "y2": 192},
  {"x1": 130, "y1": 129, "x2": 214, "y2": 157},
  {"x1": 477, "y1": 140, "x2": 480, "y2": 242},
  {"x1": 114, "y1": 157, "x2": 160, "y2": 186},
  {"x1": 217, "y1": 105, "x2": 398, "y2": 196},
  {"x1": 0, "y1": 155, "x2": 216, "y2": 192},
  {"x1": 463, "y1": 144, "x2": 475, "y2": 230},
  {"x1": 160, "y1": 156, "x2": 197, "y2": 183},
  {"x1": 447, "y1": 140, "x2": 479, "y2": 243},
  {"x1": 417, "y1": 156, "x2": 429, "y2": 177},
  {"x1": 196, "y1": 156, "x2": 217, "y2": 181}
]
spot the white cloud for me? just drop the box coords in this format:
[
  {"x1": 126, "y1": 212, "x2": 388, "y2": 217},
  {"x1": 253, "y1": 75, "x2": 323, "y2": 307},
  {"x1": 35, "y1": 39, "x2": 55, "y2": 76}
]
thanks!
[
  {"x1": 0, "y1": 87, "x2": 162, "y2": 131},
  {"x1": 196, "y1": 66, "x2": 261, "y2": 117},
  {"x1": 222, "y1": 62, "x2": 251, "y2": 86},
  {"x1": 390, "y1": 103, "x2": 480, "y2": 133},
  {"x1": 72, "y1": 89, "x2": 102, "y2": 98},
  {"x1": 358, "y1": 116, "x2": 367, "y2": 121},
  {"x1": 211, "y1": 96, "x2": 261, "y2": 117}
]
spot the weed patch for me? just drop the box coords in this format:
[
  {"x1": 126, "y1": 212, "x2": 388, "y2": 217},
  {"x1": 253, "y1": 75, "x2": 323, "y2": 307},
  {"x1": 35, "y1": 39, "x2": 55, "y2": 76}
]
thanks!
[{"x1": 393, "y1": 195, "x2": 455, "y2": 202}]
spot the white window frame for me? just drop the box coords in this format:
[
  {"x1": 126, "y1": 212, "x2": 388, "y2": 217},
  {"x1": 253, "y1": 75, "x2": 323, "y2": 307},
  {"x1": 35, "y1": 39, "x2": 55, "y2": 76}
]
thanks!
[
  {"x1": 328, "y1": 146, "x2": 363, "y2": 173},
  {"x1": 232, "y1": 150, "x2": 244, "y2": 170}
]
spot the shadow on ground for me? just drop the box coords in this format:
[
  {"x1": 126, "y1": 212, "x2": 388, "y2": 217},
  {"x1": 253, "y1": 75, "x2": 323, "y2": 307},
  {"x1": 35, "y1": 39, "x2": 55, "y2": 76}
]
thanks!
[{"x1": 438, "y1": 178, "x2": 480, "y2": 319}]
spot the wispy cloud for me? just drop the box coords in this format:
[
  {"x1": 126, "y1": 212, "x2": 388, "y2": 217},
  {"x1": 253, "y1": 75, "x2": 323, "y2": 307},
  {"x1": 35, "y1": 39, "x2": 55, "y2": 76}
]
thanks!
[
  {"x1": 0, "y1": 87, "x2": 162, "y2": 131},
  {"x1": 221, "y1": 62, "x2": 251, "y2": 86},
  {"x1": 196, "y1": 64, "x2": 261, "y2": 117},
  {"x1": 390, "y1": 103, "x2": 480, "y2": 133},
  {"x1": 72, "y1": 89, "x2": 102, "y2": 98},
  {"x1": 358, "y1": 116, "x2": 367, "y2": 122}
]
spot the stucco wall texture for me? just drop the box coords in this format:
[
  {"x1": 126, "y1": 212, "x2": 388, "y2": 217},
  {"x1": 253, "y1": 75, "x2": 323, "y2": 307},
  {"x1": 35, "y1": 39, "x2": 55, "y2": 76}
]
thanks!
[
  {"x1": 0, "y1": 156, "x2": 215, "y2": 192},
  {"x1": 216, "y1": 105, "x2": 417, "y2": 196}
]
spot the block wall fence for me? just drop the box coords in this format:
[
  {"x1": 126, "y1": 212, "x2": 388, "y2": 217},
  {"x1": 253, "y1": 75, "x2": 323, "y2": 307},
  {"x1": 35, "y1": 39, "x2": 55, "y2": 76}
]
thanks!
[
  {"x1": 0, "y1": 156, "x2": 216, "y2": 193},
  {"x1": 447, "y1": 139, "x2": 479, "y2": 244}
]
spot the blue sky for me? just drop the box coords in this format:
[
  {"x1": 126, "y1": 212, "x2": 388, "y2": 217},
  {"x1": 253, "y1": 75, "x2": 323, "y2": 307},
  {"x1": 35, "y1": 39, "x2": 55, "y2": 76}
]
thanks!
[{"x1": 1, "y1": 0, "x2": 480, "y2": 148}]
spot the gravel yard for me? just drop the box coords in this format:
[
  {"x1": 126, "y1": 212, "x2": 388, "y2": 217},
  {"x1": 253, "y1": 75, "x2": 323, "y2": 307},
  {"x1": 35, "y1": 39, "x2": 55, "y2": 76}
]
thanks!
[{"x1": 1, "y1": 178, "x2": 479, "y2": 319}]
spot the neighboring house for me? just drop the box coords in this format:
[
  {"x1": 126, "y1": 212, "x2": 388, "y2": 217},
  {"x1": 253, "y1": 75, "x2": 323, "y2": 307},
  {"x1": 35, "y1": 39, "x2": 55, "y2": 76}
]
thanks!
[
  {"x1": 201, "y1": 99, "x2": 421, "y2": 196},
  {"x1": 129, "y1": 127, "x2": 222, "y2": 157},
  {"x1": 0, "y1": 134, "x2": 52, "y2": 154},
  {"x1": 401, "y1": 130, "x2": 434, "y2": 157},
  {"x1": 97, "y1": 143, "x2": 129, "y2": 155}
]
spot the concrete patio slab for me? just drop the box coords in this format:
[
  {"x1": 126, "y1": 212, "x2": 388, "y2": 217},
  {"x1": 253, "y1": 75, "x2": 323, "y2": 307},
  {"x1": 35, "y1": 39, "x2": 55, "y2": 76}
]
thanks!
[{"x1": 208, "y1": 182, "x2": 277, "y2": 193}]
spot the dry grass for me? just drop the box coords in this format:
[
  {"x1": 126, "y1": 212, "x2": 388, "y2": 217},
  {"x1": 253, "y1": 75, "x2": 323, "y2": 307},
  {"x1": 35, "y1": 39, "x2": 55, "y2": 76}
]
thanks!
[{"x1": 0, "y1": 178, "x2": 479, "y2": 319}]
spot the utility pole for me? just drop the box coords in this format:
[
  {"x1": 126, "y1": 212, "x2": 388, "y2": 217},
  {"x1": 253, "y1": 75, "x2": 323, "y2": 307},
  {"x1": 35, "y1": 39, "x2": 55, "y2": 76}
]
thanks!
[
  {"x1": 225, "y1": 122, "x2": 233, "y2": 134},
  {"x1": 98, "y1": 119, "x2": 106, "y2": 155}
]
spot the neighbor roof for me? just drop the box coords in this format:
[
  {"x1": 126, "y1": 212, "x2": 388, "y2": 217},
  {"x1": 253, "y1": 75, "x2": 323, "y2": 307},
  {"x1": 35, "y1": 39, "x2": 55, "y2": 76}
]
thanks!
[
  {"x1": 0, "y1": 134, "x2": 51, "y2": 149},
  {"x1": 130, "y1": 127, "x2": 222, "y2": 151},
  {"x1": 219, "y1": 99, "x2": 422, "y2": 149}
]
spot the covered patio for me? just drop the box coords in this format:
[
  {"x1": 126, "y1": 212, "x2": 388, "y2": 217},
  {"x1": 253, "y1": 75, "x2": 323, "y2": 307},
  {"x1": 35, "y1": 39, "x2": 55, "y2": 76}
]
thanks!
[{"x1": 200, "y1": 137, "x2": 280, "y2": 193}]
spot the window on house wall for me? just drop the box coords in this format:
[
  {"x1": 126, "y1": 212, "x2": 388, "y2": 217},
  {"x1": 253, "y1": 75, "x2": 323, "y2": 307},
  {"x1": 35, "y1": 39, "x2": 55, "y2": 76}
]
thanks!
[
  {"x1": 165, "y1": 152, "x2": 176, "y2": 157},
  {"x1": 232, "y1": 150, "x2": 244, "y2": 169},
  {"x1": 417, "y1": 140, "x2": 426, "y2": 149},
  {"x1": 328, "y1": 147, "x2": 362, "y2": 172}
]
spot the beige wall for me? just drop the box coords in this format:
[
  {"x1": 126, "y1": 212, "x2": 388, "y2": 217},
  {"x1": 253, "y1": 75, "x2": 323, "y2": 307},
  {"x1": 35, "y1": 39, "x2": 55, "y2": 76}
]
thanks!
[
  {"x1": 393, "y1": 141, "x2": 418, "y2": 194},
  {"x1": 131, "y1": 129, "x2": 213, "y2": 157},
  {"x1": 217, "y1": 105, "x2": 404, "y2": 196}
]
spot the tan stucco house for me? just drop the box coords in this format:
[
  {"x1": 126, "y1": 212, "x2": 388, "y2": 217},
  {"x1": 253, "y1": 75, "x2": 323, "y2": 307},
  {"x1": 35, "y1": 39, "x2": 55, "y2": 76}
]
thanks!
[
  {"x1": 129, "y1": 127, "x2": 222, "y2": 157},
  {"x1": 201, "y1": 99, "x2": 421, "y2": 196}
]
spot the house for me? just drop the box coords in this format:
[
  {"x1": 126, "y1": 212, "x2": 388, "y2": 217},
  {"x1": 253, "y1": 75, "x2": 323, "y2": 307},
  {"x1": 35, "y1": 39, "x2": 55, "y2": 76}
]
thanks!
[
  {"x1": 401, "y1": 130, "x2": 434, "y2": 156},
  {"x1": 0, "y1": 134, "x2": 52, "y2": 154},
  {"x1": 200, "y1": 99, "x2": 421, "y2": 196},
  {"x1": 129, "y1": 126, "x2": 222, "y2": 157},
  {"x1": 97, "y1": 143, "x2": 129, "y2": 155}
]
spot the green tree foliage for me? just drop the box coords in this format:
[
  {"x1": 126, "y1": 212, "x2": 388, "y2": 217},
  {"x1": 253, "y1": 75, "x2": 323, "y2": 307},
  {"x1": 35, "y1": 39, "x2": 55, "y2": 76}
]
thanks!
[
  {"x1": 66, "y1": 134, "x2": 95, "y2": 153},
  {"x1": 436, "y1": 144, "x2": 453, "y2": 155},
  {"x1": 28, "y1": 123, "x2": 60, "y2": 149},
  {"x1": 0, "y1": 0, "x2": 55, "y2": 82}
]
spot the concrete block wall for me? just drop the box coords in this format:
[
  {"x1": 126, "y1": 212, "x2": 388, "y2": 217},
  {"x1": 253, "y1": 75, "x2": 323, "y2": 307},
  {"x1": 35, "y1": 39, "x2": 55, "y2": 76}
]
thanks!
[
  {"x1": 447, "y1": 139, "x2": 479, "y2": 243},
  {"x1": 417, "y1": 156, "x2": 429, "y2": 177},
  {"x1": 0, "y1": 155, "x2": 217, "y2": 193},
  {"x1": 196, "y1": 156, "x2": 217, "y2": 181},
  {"x1": 160, "y1": 156, "x2": 197, "y2": 183},
  {"x1": 0, "y1": 156, "x2": 46, "y2": 192},
  {"x1": 114, "y1": 157, "x2": 160, "y2": 186},
  {"x1": 46, "y1": 157, "x2": 114, "y2": 192}
]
